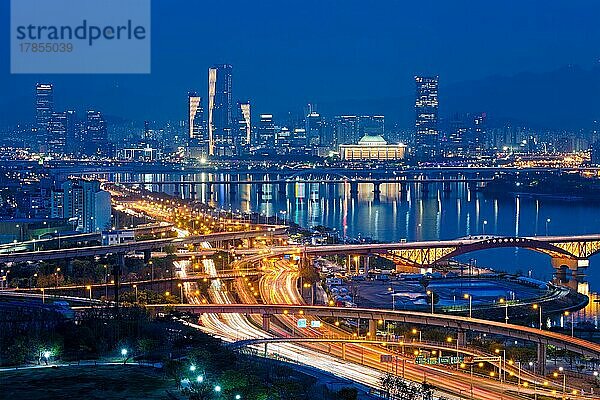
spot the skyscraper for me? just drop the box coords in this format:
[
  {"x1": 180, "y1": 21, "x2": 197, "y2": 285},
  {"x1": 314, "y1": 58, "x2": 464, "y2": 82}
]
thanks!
[
  {"x1": 47, "y1": 112, "x2": 67, "y2": 154},
  {"x1": 257, "y1": 114, "x2": 276, "y2": 148},
  {"x1": 414, "y1": 76, "x2": 439, "y2": 159},
  {"x1": 64, "y1": 110, "x2": 79, "y2": 154},
  {"x1": 35, "y1": 83, "x2": 54, "y2": 147},
  {"x1": 188, "y1": 92, "x2": 208, "y2": 157},
  {"x1": 236, "y1": 101, "x2": 251, "y2": 152},
  {"x1": 305, "y1": 110, "x2": 323, "y2": 148},
  {"x1": 208, "y1": 64, "x2": 234, "y2": 156},
  {"x1": 334, "y1": 116, "x2": 359, "y2": 146},
  {"x1": 85, "y1": 111, "x2": 108, "y2": 156}
]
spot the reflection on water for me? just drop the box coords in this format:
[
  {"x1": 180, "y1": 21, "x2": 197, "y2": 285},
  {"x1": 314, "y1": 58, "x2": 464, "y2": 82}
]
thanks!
[{"x1": 115, "y1": 172, "x2": 600, "y2": 324}]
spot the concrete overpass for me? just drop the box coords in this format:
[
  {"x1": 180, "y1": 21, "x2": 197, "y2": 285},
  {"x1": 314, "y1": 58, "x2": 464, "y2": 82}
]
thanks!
[
  {"x1": 150, "y1": 303, "x2": 600, "y2": 374},
  {"x1": 0, "y1": 226, "x2": 286, "y2": 264}
]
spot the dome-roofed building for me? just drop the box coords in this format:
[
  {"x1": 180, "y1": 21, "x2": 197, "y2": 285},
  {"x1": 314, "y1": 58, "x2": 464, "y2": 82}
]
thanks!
[{"x1": 340, "y1": 134, "x2": 407, "y2": 161}]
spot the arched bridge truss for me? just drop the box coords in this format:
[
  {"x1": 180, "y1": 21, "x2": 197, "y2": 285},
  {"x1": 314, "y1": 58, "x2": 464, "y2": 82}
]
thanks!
[{"x1": 386, "y1": 236, "x2": 600, "y2": 268}]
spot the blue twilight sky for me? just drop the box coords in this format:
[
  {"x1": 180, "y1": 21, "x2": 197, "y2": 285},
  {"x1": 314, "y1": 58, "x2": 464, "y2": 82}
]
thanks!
[{"x1": 1, "y1": 0, "x2": 599, "y2": 128}]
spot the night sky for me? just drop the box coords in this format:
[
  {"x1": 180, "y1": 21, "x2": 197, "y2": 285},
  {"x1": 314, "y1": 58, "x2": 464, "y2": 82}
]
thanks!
[{"x1": 1, "y1": 0, "x2": 599, "y2": 128}]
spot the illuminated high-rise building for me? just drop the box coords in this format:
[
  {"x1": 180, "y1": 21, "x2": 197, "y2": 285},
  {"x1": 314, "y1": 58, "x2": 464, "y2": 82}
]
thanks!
[
  {"x1": 334, "y1": 116, "x2": 359, "y2": 146},
  {"x1": 257, "y1": 114, "x2": 276, "y2": 147},
  {"x1": 236, "y1": 100, "x2": 251, "y2": 151},
  {"x1": 208, "y1": 64, "x2": 234, "y2": 156},
  {"x1": 305, "y1": 109, "x2": 323, "y2": 148},
  {"x1": 85, "y1": 110, "x2": 108, "y2": 156},
  {"x1": 414, "y1": 76, "x2": 439, "y2": 159},
  {"x1": 188, "y1": 92, "x2": 208, "y2": 157},
  {"x1": 47, "y1": 112, "x2": 67, "y2": 154},
  {"x1": 35, "y1": 83, "x2": 54, "y2": 147}
]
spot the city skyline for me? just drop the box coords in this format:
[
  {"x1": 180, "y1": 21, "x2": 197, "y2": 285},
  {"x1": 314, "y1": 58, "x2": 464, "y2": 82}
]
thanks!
[{"x1": 1, "y1": 1, "x2": 600, "y2": 129}]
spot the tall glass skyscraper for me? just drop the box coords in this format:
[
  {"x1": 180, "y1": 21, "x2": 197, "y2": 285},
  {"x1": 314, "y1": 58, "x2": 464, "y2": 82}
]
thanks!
[
  {"x1": 414, "y1": 76, "x2": 439, "y2": 159},
  {"x1": 85, "y1": 111, "x2": 108, "y2": 156},
  {"x1": 188, "y1": 92, "x2": 208, "y2": 157},
  {"x1": 35, "y1": 83, "x2": 54, "y2": 147},
  {"x1": 47, "y1": 112, "x2": 67, "y2": 154},
  {"x1": 208, "y1": 64, "x2": 234, "y2": 156},
  {"x1": 236, "y1": 100, "x2": 251, "y2": 152}
]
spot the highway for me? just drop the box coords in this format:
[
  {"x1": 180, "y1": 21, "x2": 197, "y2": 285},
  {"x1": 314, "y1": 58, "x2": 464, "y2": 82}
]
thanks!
[
  {"x1": 0, "y1": 226, "x2": 286, "y2": 264},
  {"x1": 229, "y1": 255, "x2": 578, "y2": 399}
]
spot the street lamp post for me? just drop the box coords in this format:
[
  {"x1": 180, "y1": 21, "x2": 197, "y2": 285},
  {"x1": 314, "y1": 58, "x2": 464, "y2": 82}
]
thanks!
[
  {"x1": 411, "y1": 328, "x2": 422, "y2": 342},
  {"x1": 178, "y1": 283, "x2": 184, "y2": 303},
  {"x1": 499, "y1": 298, "x2": 509, "y2": 323},
  {"x1": 427, "y1": 290, "x2": 434, "y2": 314},
  {"x1": 86, "y1": 285, "x2": 92, "y2": 299},
  {"x1": 564, "y1": 311, "x2": 574, "y2": 337},
  {"x1": 495, "y1": 348, "x2": 506, "y2": 382},
  {"x1": 133, "y1": 284, "x2": 138, "y2": 303},
  {"x1": 554, "y1": 367, "x2": 566, "y2": 400},
  {"x1": 533, "y1": 304, "x2": 542, "y2": 330},
  {"x1": 464, "y1": 293, "x2": 472, "y2": 318},
  {"x1": 545, "y1": 218, "x2": 551, "y2": 236},
  {"x1": 482, "y1": 220, "x2": 488, "y2": 235}
]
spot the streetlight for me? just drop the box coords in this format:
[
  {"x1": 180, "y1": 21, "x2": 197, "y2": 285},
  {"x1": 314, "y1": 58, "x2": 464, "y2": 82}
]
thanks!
[
  {"x1": 464, "y1": 293, "x2": 472, "y2": 318},
  {"x1": 564, "y1": 311, "x2": 574, "y2": 337},
  {"x1": 235, "y1": 395, "x2": 241, "y2": 400},
  {"x1": 482, "y1": 220, "x2": 488, "y2": 235},
  {"x1": 133, "y1": 284, "x2": 139, "y2": 303},
  {"x1": 533, "y1": 304, "x2": 542, "y2": 330},
  {"x1": 426, "y1": 290, "x2": 434, "y2": 314},
  {"x1": 55, "y1": 267, "x2": 61, "y2": 288},
  {"x1": 189, "y1": 365, "x2": 196, "y2": 372},
  {"x1": 499, "y1": 298, "x2": 509, "y2": 323},
  {"x1": 553, "y1": 367, "x2": 566, "y2": 399},
  {"x1": 196, "y1": 375, "x2": 203, "y2": 383},
  {"x1": 41, "y1": 287, "x2": 45, "y2": 304},
  {"x1": 494, "y1": 348, "x2": 506, "y2": 382},
  {"x1": 121, "y1": 348, "x2": 128, "y2": 364},
  {"x1": 411, "y1": 328, "x2": 422, "y2": 342},
  {"x1": 545, "y1": 218, "x2": 551, "y2": 236},
  {"x1": 178, "y1": 283, "x2": 184, "y2": 303},
  {"x1": 214, "y1": 385, "x2": 222, "y2": 393},
  {"x1": 86, "y1": 285, "x2": 92, "y2": 299}
]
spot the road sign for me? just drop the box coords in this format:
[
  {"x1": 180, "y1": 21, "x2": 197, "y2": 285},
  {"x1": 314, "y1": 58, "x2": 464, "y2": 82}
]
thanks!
[
  {"x1": 297, "y1": 319, "x2": 307, "y2": 328},
  {"x1": 310, "y1": 320, "x2": 321, "y2": 328},
  {"x1": 415, "y1": 356, "x2": 464, "y2": 365}
]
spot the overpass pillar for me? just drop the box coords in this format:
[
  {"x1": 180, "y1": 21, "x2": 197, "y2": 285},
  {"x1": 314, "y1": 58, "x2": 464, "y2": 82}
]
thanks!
[
  {"x1": 373, "y1": 182, "x2": 381, "y2": 201},
  {"x1": 536, "y1": 343, "x2": 547, "y2": 376},
  {"x1": 143, "y1": 250, "x2": 151, "y2": 264},
  {"x1": 550, "y1": 257, "x2": 588, "y2": 285},
  {"x1": 399, "y1": 182, "x2": 406, "y2": 193},
  {"x1": 262, "y1": 314, "x2": 271, "y2": 331},
  {"x1": 349, "y1": 182, "x2": 359, "y2": 197},
  {"x1": 421, "y1": 182, "x2": 429, "y2": 197},
  {"x1": 457, "y1": 329, "x2": 467, "y2": 347},
  {"x1": 173, "y1": 183, "x2": 180, "y2": 197},
  {"x1": 190, "y1": 185, "x2": 197, "y2": 200},
  {"x1": 368, "y1": 319, "x2": 377, "y2": 338},
  {"x1": 206, "y1": 183, "x2": 213, "y2": 198},
  {"x1": 443, "y1": 181, "x2": 452, "y2": 193}
]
